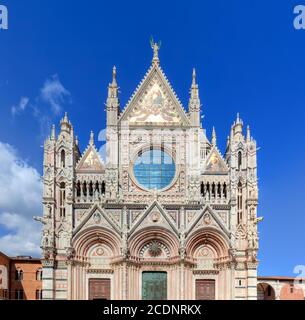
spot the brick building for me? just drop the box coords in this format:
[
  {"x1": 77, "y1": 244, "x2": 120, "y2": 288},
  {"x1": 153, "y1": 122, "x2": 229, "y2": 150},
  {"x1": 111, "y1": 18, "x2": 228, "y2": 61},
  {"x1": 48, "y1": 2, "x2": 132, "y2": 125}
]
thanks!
[
  {"x1": 0, "y1": 252, "x2": 42, "y2": 300},
  {"x1": 0, "y1": 252, "x2": 10, "y2": 299}
]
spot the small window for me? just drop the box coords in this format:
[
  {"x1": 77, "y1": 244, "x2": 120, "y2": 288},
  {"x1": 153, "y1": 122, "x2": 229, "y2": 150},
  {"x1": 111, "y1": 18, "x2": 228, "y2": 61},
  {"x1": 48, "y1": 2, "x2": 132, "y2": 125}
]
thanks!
[
  {"x1": 59, "y1": 182, "x2": 66, "y2": 218},
  {"x1": 237, "y1": 182, "x2": 243, "y2": 224},
  {"x1": 15, "y1": 289, "x2": 24, "y2": 300},
  {"x1": 36, "y1": 269, "x2": 42, "y2": 281},
  {"x1": 36, "y1": 289, "x2": 42, "y2": 300},
  {"x1": 290, "y1": 285, "x2": 294, "y2": 294},
  {"x1": 238, "y1": 151, "x2": 242, "y2": 170},
  {"x1": 15, "y1": 269, "x2": 23, "y2": 281},
  {"x1": 60, "y1": 149, "x2": 66, "y2": 168}
]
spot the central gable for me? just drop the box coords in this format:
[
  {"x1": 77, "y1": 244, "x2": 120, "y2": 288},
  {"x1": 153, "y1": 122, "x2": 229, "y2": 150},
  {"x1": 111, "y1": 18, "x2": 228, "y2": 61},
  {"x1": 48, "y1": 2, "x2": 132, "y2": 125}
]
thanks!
[
  {"x1": 120, "y1": 65, "x2": 190, "y2": 126},
  {"x1": 76, "y1": 145, "x2": 104, "y2": 173}
]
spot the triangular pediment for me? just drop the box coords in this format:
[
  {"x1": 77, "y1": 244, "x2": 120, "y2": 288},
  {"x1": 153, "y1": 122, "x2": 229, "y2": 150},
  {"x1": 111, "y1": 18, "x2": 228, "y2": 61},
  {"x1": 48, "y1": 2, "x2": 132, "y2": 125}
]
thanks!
[
  {"x1": 204, "y1": 147, "x2": 229, "y2": 174},
  {"x1": 73, "y1": 204, "x2": 121, "y2": 236},
  {"x1": 186, "y1": 205, "x2": 230, "y2": 239},
  {"x1": 76, "y1": 145, "x2": 104, "y2": 172},
  {"x1": 129, "y1": 200, "x2": 179, "y2": 236},
  {"x1": 119, "y1": 65, "x2": 190, "y2": 126}
]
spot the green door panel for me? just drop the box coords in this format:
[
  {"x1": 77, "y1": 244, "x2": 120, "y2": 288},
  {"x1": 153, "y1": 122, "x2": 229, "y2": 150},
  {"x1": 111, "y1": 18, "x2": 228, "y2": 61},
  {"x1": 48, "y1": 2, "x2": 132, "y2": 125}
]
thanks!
[{"x1": 142, "y1": 272, "x2": 167, "y2": 300}]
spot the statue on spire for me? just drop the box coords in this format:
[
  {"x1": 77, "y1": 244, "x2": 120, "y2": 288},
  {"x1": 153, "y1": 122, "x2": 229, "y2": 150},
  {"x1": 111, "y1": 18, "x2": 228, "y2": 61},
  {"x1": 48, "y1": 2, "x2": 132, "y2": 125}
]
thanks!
[{"x1": 150, "y1": 37, "x2": 161, "y2": 65}]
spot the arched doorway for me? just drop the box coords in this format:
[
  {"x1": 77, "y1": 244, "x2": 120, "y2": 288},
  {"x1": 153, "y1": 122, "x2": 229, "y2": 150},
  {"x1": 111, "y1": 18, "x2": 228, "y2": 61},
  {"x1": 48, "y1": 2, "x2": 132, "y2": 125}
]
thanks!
[{"x1": 257, "y1": 282, "x2": 276, "y2": 300}]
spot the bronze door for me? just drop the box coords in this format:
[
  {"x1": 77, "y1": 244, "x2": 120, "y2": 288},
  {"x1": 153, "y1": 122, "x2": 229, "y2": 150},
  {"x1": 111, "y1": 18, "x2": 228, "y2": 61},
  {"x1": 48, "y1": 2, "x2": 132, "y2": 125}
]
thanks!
[
  {"x1": 89, "y1": 278, "x2": 110, "y2": 300},
  {"x1": 195, "y1": 279, "x2": 215, "y2": 300},
  {"x1": 142, "y1": 272, "x2": 167, "y2": 300}
]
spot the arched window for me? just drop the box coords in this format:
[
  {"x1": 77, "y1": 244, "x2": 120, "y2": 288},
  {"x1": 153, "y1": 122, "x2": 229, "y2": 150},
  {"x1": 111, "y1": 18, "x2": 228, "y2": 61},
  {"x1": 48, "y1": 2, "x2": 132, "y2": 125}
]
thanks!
[
  {"x1": 60, "y1": 149, "x2": 66, "y2": 168},
  {"x1": 76, "y1": 181, "x2": 81, "y2": 197},
  {"x1": 15, "y1": 269, "x2": 23, "y2": 281},
  {"x1": 200, "y1": 182, "x2": 204, "y2": 196},
  {"x1": 36, "y1": 269, "x2": 42, "y2": 281},
  {"x1": 211, "y1": 183, "x2": 216, "y2": 198},
  {"x1": 95, "y1": 181, "x2": 99, "y2": 193},
  {"x1": 217, "y1": 183, "x2": 221, "y2": 198},
  {"x1": 206, "y1": 182, "x2": 210, "y2": 199},
  {"x1": 83, "y1": 181, "x2": 87, "y2": 196},
  {"x1": 101, "y1": 181, "x2": 105, "y2": 194},
  {"x1": 238, "y1": 151, "x2": 242, "y2": 170},
  {"x1": 237, "y1": 182, "x2": 243, "y2": 224},
  {"x1": 223, "y1": 183, "x2": 227, "y2": 198},
  {"x1": 89, "y1": 181, "x2": 93, "y2": 197},
  {"x1": 59, "y1": 182, "x2": 66, "y2": 218}
]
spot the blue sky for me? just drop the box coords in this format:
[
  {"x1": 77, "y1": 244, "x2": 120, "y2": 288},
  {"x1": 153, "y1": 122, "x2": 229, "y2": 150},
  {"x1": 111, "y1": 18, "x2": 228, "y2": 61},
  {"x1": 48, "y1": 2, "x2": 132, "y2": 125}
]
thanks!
[{"x1": 0, "y1": 0, "x2": 304, "y2": 277}]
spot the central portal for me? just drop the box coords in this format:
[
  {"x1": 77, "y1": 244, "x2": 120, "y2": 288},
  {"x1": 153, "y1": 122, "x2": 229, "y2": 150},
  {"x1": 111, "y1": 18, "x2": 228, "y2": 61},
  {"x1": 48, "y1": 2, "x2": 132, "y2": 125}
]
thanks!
[{"x1": 142, "y1": 272, "x2": 167, "y2": 300}]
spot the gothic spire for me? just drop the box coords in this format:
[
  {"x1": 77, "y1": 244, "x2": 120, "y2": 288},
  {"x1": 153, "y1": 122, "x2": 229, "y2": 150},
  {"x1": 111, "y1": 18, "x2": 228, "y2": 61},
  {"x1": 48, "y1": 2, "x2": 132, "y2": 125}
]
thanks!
[
  {"x1": 212, "y1": 126, "x2": 217, "y2": 146},
  {"x1": 246, "y1": 125, "x2": 251, "y2": 143},
  {"x1": 60, "y1": 112, "x2": 72, "y2": 134},
  {"x1": 108, "y1": 66, "x2": 118, "y2": 98},
  {"x1": 188, "y1": 68, "x2": 201, "y2": 127},
  {"x1": 236, "y1": 112, "x2": 243, "y2": 125},
  {"x1": 50, "y1": 124, "x2": 56, "y2": 140},
  {"x1": 106, "y1": 66, "x2": 120, "y2": 126},
  {"x1": 192, "y1": 68, "x2": 196, "y2": 85},
  {"x1": 190, "y1": 68, "x2": 199, "y2": 98},
  {"x1": 89, "y1": 130, "x2": 94, "y2": 146},
  {"x1": 112, "y1": 65, "x2": 117, "y2": 87}
]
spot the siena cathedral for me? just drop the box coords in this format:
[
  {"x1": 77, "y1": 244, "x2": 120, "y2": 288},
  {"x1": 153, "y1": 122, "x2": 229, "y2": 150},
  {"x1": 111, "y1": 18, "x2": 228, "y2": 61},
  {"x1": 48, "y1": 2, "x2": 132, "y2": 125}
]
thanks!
[{"x1": 38, "y1": 43, "x2": 262, "y2": 300}]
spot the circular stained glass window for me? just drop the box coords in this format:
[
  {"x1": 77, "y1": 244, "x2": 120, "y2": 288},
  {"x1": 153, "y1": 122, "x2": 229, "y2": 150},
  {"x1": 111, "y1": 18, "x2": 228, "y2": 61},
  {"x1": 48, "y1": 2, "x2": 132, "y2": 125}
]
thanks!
[{"x1": 133, "y1": 149, "x2": 175, "y2": 190}]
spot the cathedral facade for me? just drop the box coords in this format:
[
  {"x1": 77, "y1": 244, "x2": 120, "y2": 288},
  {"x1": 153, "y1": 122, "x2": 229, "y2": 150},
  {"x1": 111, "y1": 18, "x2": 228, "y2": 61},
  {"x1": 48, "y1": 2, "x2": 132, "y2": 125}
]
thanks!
[{"x1": 39, "y1": 44, "x2": 260, "y2": 300}]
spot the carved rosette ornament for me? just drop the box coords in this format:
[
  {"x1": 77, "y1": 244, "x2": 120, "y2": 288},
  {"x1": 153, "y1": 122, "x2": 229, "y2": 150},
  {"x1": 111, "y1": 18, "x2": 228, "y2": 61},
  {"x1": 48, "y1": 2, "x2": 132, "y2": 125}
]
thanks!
[{"x1": 148, "y1": 241, "x2": 162, "y2": 257}]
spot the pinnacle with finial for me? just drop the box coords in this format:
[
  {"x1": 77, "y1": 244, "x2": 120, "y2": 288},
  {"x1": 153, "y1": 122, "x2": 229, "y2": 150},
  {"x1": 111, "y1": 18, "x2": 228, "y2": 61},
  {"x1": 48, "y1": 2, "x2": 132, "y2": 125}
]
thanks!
[
  {"x1": 236, "y1": 112, "x2": 243, "y2": 124},
  {"x1": 51, "y1": 124, "x2": 55, "y2": 140},
  {"x1": 192, "y1": 68, "x2": 196, "y2": 86},
  {"x1": 89, "y1": 130, "x2": 94, "y2": 146},
  {"x1": 246, "y1": 125, "x2": 251, "y2": 142},
  {"x1": 212, "y1": 126, "x2": 217, "y2": 146},
  {"x1": 112, "y1": 65, "x2": 117, "y2": 86}
]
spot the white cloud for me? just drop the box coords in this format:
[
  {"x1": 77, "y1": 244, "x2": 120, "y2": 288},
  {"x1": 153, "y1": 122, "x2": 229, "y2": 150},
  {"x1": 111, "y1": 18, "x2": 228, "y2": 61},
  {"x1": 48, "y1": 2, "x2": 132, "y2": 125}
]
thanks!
[
  {"x1": 0, "y1": 212, "x2": 41, "y2": 256},
  {"x1": 40, "y1": 74, "x2": 71, "y2": 115},
  {"x1": 10, "y1": 75, "x2": 71, "y2": 140},
  {"x1": 0, "y1": 142, "x2": 42, "y2": 257},
  {"x1": 11, "y1": 96, "x2": 29, "y2": 116}
]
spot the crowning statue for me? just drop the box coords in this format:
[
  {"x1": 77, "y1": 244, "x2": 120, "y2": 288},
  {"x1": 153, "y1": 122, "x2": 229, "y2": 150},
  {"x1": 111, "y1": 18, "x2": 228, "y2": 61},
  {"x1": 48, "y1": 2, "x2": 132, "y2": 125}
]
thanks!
[{"x1": 150, "y1": 37, "x2": 161, "y2": 64}]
